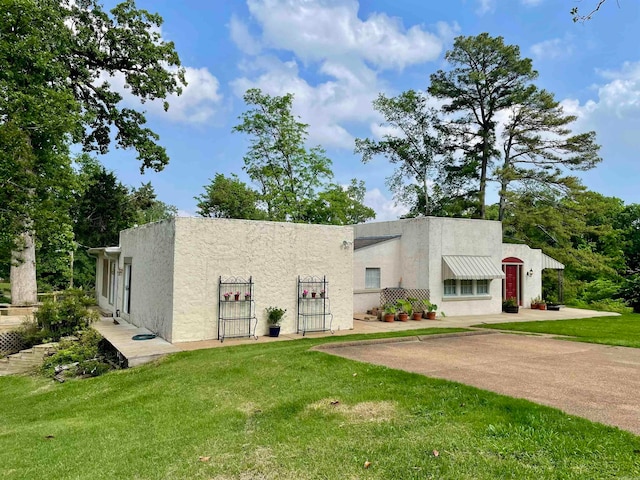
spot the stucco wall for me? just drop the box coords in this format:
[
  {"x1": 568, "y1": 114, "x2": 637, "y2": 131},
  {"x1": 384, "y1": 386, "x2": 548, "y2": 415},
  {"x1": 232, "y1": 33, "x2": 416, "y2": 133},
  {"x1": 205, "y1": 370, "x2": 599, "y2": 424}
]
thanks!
[
  {"x1": 354, "y1": 217, "x2": 504, "y2": 316},
  {"x1": 118, "y1": 221, "x2": 176, "y2": 341},
  {"x1": 502, "y1": 243, "x2": 543, "y2": 309},
  {"x1": 429, "y1": 217, "x2": 503, "y2": 316},
  {"x1": 353, "y1": 238, "x2": 401, "y2": 312},
  {"x1": 171, "y1": 218, "x2": 353, "y2": 342}
]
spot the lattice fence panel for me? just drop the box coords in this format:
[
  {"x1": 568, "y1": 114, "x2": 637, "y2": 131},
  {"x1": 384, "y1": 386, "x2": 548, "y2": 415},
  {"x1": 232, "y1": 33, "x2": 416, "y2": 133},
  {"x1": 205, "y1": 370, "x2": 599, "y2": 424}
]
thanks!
[
  {"x1": 380, "y1": 288, "x2": 431, "y2": 312},
  {"x1": 0, "y1": 332, "x2": 25, "y2": 356}
]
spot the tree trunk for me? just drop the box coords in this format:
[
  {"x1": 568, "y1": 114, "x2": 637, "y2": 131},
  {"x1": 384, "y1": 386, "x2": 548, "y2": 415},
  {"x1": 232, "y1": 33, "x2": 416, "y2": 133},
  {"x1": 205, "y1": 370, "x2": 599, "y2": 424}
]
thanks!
[{"x1": 10, "y1": 231, "x2": 38, "y2": 305}]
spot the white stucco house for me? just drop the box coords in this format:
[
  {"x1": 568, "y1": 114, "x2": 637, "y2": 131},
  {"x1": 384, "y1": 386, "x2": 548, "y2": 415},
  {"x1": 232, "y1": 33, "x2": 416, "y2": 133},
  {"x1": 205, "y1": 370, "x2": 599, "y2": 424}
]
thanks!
[
  {"x1": 353, "y1": 217, "x2": 564, "y2": 316},
  {"x1": 89, "y1": 217, "x2": 354, "y2": 343},
  {"x1": 90, "y1": 215, "x2": 563, "y2": 344}
]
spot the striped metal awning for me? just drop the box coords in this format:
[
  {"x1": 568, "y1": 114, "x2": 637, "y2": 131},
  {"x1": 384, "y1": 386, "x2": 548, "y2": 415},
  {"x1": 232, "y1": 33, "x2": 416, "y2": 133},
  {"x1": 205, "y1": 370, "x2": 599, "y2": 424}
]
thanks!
[
  {"x1": 542, "y1": 253, "x2": 564, "y2": 270},
  {"x1": 442, "y1": 255, "x2": 506, "y2": 280}
]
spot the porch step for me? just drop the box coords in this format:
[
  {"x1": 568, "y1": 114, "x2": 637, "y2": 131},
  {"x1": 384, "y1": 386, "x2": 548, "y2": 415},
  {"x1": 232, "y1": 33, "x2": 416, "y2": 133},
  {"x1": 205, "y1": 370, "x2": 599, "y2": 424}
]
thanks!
[{"x1": 0, "y1": 342, "x2": 57, "y2": 376}]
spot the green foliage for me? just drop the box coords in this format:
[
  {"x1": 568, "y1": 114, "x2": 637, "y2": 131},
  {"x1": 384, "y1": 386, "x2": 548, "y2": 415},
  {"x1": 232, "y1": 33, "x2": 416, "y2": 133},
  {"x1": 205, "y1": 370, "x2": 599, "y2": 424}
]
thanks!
[
  {"x1": 232, "y1": 89, "x2": 373, "y2": 225},
  {"x1": 422, "y1": 299, "x2": 438, "y2": 312},
  {"x1": 34, "y1": 293, "x2": 98, "y2": 341},
  {"x1": 395, "y1": 299, "x2": 412, "y2": 315},
  {"x1": 383, "y1": 303, "x2": 397, "y2": 315},
  {"x1": 429, "y1": 33, "x2": 538, "y2": 218},
  {"x1": 15, "y1": 319, "x2": 51, "y2": 349},
  {"x1": 265, "y1": 306, "x2": 286, "y2": 325},
  {"x1": 234, "y1": 88, "x2": 333, "y2": 222},
  {"x1": 578, "y1": 279, "x2": 622, "y2": 304},
  {"x1": 302, "y1": 180, "x2": 375, "y2": 225},
  {"x1": 503, "y1": 297, "x2": 518, "y2": 307},
  {"x1": 1, "y1": 0, "x2": 183, "y2": 298},
  {"x1": 619, "y1": 273, "x2": 640, "y2": 313},
  {"x1": 41, "y1": 329, "x2": 111, "y2": 378},
  {"x1": 356, "y1": 90, "x2": 448, "y2": 214},
  {"x1": 196, "y1": 173, "x2": 264, "y2": 219},
  {"x1": 569, "y1": 298, "x2": 632, "y2": 314}
]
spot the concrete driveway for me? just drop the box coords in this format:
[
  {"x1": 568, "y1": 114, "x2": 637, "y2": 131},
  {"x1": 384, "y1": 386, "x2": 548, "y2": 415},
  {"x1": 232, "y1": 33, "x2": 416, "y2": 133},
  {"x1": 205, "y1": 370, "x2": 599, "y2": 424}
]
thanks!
[{"x1": 318, "y1": 332, "x2": 640, "y2": 435}]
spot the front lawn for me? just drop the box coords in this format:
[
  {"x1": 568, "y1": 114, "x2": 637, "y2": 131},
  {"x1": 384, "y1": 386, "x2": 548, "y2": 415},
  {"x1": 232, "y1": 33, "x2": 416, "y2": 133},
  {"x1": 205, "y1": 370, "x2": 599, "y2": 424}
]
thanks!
[
  {"x1": 476, "y1": 313, "x2": 640, "y2": 348},
  {"x1": 1, "y1": 330, "x2": 639, "y2": 479}
]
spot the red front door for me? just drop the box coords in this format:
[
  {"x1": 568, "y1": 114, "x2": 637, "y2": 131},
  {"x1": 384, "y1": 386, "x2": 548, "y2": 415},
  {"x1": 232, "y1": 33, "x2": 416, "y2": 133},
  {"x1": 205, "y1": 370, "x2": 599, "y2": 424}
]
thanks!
[{"x1": 505, "y1": 265, "x2": 519, "y2": 302}]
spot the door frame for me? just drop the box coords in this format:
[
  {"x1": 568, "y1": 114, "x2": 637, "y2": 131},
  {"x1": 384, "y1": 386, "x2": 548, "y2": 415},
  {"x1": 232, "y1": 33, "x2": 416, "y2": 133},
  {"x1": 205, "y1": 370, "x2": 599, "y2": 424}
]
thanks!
[{"x1": 502, "y1": 257, "x2": 524, "y2": 306}]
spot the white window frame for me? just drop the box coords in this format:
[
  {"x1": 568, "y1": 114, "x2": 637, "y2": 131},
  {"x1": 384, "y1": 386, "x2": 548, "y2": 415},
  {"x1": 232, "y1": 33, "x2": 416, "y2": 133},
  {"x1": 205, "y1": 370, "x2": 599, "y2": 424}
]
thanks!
[
  {"x1": 443, "y1": 279, "x2": 492, "y2": 298},
  {"x1": 108, "y1": 260, "x2": 116, "y2": 305},
  {"x1": 365, "y1": 267, "x2": 381, "y2": 289}
]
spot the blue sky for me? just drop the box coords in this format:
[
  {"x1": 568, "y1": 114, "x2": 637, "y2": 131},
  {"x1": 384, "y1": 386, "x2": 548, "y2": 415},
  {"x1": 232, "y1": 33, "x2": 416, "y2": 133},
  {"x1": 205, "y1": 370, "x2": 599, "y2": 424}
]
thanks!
[{"x1": 98, "y1": 0, "x2": 640, "y2": 220}]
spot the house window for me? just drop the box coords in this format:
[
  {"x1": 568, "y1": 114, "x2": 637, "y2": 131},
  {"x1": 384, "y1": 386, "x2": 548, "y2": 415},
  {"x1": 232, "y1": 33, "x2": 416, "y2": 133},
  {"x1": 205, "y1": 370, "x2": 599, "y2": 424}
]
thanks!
[
  {"x1": 108, "y1": 260, "x2": 116, "y2": 305},
  {"x1": 461, "y1": 280, "x2": 473, "y2": 295},
  {"x1": 444, "y1": 279, "x2": 491, "y2": 297},
  {"x1": 444, "y1": 279, "x2": 457, "y2": 296},
  {"x1": 365, "y1": 268, "x2": 381, "y2": 289},
  {"x1": 101, "y1": 259, "x2": 109, "y2": 298},
  {"x1": 123, "y1": 262, "x2": 132, "y2": 315}
]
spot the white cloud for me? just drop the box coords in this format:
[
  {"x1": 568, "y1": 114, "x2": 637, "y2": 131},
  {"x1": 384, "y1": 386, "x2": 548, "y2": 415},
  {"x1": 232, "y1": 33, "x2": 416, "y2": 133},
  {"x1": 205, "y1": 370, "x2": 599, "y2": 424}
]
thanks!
[
  {"x1": 231, "y1": 0, "x2": 455, "y2": 148},
  {"x1": 99, "y1": 66, "x2": 222, "y2": 124},
  {"x1": 521, "y1": 0, "x2": 543, "y2": 5},
  {"x1": 530, "y1": 36, "x2": 574, "y2": 61},
  {"x1": 476, "y1": 0, "x2": 496, "y2": 15},
  {"x1": 364, "y1": 188, "x2": 409, "y2": 221},
  {"x1": 232, "y1": 56, "x2": 375, "y2": 148},
  {"x1": 229, "y1": 15, "x2": 261, "y2": 55},
  {"x1": 244, "y1": 0, "x2": 447, "y2": 70}
]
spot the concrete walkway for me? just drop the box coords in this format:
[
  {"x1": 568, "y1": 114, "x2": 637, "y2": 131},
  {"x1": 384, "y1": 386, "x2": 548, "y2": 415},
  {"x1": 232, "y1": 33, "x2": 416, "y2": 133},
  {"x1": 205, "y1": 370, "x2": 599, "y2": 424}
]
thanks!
[
  {"x1": 318, "y1": 332, "x2": 640, "y2": 435},
  {"x1": 93, "y1": 318, "x2": 180, "y2": 367}
]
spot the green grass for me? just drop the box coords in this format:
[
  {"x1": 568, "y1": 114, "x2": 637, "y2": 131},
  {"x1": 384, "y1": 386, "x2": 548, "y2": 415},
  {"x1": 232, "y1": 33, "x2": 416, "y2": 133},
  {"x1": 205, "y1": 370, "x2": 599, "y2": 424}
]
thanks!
[
  {"x1": 1, "y1": 330, "x2": 639, "y2": 479},
  {"x1": 476, "y1": 313, "x2": 640, "y2": 348}
]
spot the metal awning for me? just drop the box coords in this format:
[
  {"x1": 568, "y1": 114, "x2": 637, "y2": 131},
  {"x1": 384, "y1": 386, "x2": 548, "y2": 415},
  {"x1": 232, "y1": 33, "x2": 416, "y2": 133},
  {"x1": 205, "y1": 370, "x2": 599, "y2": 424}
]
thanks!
[
  {"x1": 442, "y1": 255, "x2": 506, "y2": 280},
  {"x1": 542, "y1": 253, "x2": 564, "y2": 270}
]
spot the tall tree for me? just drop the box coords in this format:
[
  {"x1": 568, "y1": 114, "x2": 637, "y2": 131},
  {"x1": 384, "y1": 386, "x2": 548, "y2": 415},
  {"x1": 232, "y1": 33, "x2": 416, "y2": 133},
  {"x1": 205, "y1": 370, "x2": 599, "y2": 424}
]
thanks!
[
  {"x1": 497, "y1": 88, "x2": 601, "y2": 220},
  {"x1": 355, "y1": 91, "x2": 448, "y2": 215},
  {"x1": 1, "y1": 0, "x2": 185, "y2": 303},
  {"x1": 196, "y1": 174, "x2": 264, "y2": 220},
  {"x1": 302, "y1": 180, "x2": 375, "y2": 225},
  {"x1": 429, "y1": 33, "x2": 538, "y2": 218},
  {"x1": 233, "y1": 89, "x2": 333, "y2": 222},
  {"x1": 130, "y1": 182, "x2": 177, "y2": 224}
]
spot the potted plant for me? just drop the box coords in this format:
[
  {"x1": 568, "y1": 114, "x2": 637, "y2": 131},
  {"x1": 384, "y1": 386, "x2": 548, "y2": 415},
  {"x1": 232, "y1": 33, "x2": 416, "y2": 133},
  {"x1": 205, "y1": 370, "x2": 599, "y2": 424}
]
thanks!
[
  {"x1": 531, "y1": 296, "x2": 541, "y2": 309},
  {"x1": 223, "y1": 292, "x2": 231, "y2": 301},
  {"x1": 395, "y1": 299, "x2": 412, "y2": 321},
  {"x1": 302, "y1": 289, "x2": 308, "y2": 298},
  {"x1": 245, "y1": 292, "x2": 251, "y2": 301},
  {"x1": 538, "y1": 298, "x2": 547, "y2": 311},
  {"x1": 266, "y1": 306, "x2": 286, "y2": 337},
  {"x1": 311, "y1": 290, "x2": 317, "y2": 298},
  {"x1": 546, "y1": 294, "x2": 560, "y2": 311},
  {"x1": 503, "y1": 297, "x2": 519, "y2": 314},
  {"x1": 234, "y1": 291, "x2": 241, "y2": 301},
  {"x1": 320, "y1": 289, "x2": 326, "y2": 298},
  {"x1": 407, "y1": 297, "x2": 422, "y2": 320},
  {"x1": 383, "y1": 303, "x2": 396, "y2": 322},
  {"x1": 422, "y1": 300, "x2": 438, "y2": 320}
]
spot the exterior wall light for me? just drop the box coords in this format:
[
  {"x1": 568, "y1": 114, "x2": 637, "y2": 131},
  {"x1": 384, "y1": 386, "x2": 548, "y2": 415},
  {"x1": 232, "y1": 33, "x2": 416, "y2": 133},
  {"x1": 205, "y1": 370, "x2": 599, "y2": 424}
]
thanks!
[{"x1": 526, "y1": 269, "x2": 534, "y2": 277}]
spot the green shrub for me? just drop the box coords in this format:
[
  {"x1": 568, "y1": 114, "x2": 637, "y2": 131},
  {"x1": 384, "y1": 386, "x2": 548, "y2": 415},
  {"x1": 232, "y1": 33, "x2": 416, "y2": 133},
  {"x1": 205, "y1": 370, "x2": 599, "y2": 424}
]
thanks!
[
  {"x1": 35, "y1": 294, "x2": 98, "y2": 341},
  {"x1": 578, "y1": 279, "x2": 622, "y2": 304},
  {"x1": 15, "y1": 318, "x2": 52, "y2": 349},
  {"x1": 41, "y1": 329, "x2": 111, "y2": 378},
  {"x1": 568, "y1": 298, "x2": 632, "y2": 314}
]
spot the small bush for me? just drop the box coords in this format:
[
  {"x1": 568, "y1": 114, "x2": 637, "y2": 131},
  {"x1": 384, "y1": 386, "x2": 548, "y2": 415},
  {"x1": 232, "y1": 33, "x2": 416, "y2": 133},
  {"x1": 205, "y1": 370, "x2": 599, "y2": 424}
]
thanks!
[
  {"x1": 15, "y1": 318, "x2": 52, "y2": 349},
  {"x1": 41, "y1": 329, "x2": 112, "y2": 378},
  {"x1": 35, "y1": 294, "x2": 98, "y2": 341},
  {"x1": 568, "y1": 298, "x2": 632, "y2": 314}
]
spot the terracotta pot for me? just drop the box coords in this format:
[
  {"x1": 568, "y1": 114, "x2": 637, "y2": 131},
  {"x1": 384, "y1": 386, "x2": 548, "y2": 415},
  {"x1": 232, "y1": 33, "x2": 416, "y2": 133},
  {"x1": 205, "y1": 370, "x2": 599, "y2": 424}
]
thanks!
[
  {"x1": 312, "y1": 292, "x2": 316, "y2": 298},
  {"x1": 426, "y1": 311, "x2": 436, "y2": 320},
  {"x1": 531, "y1": 303, "x2": 538, "y2": 310},
  {"x1": 234, "y1": 294, "x2": 240, "y2": 301},
  {"x1": 412, "y1": 312, "x2": 423, "y2": 321},
  {"x1": 538, "y1": 304, "x2": 547, "y2": 311},
  {"x1": 383, "y1": 314, "x2": 395, "y2": 323},
  {"x1": 398, "y1": 313, "x2": 409, "y2": 322}
]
